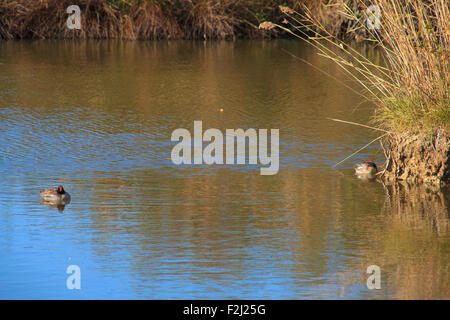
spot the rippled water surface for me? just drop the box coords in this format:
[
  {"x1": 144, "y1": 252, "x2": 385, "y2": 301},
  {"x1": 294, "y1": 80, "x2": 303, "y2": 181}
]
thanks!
[{"x1": 0, "y1": 40, "x2": 449, "y2": 299}]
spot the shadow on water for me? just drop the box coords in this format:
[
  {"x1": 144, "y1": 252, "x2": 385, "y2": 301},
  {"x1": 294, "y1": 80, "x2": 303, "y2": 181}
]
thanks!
[{"x1": 39, "y1": 199, "x2": 70, "y2": 213}]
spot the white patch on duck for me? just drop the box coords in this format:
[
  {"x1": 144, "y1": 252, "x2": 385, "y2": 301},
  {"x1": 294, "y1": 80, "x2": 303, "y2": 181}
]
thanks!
[{"x1": 353, "y1": 161, "x2": 378, "y2": 181}]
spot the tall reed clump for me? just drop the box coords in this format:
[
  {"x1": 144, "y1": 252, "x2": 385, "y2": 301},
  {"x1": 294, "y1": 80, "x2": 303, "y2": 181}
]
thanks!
[
  {"x1": 261, "y1": 0, "x2": 449, "y2": 184},
  {"x1": 262, "y1": 0, "x2": 449, "y2": 135},
  {"x1": 374, "y1": 0, "x2": 449, "y2": 134}
]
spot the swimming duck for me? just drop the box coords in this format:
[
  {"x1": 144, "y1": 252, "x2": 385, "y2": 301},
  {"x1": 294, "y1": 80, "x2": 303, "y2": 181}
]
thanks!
[
  {"x1": 353, "y1": 160, "x2": 378, "y2": 180},
  {"x1": 40, "y1": 185, "x2": 71, "y2": 204}
]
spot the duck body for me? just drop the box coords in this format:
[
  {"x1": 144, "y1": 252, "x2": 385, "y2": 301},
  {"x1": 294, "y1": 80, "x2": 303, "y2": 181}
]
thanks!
[
  {"x1": 40, "y1": 185, "x2": 71, "y2": 204},
  {"x1": 353, "y1": 161, "x2": 378, "y2": 181}
]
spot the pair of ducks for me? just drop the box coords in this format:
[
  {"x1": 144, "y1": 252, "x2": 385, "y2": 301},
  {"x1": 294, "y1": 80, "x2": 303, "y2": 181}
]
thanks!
[{"x1": 39, "y1": 161, "x2": 377, "y2": 204}]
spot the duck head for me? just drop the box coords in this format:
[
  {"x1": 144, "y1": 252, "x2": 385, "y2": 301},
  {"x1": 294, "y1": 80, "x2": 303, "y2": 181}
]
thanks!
[
  {"x1": 366, "y1": 160, "x2": 377, "y2": 172},
  {"x1": 57, "y1": 185, "x2": 65, "y2": 194}
]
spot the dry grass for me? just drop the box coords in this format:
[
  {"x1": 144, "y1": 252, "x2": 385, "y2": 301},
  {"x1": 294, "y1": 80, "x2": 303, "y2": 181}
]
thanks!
[
  {"x1": 128, "y1": 1, "x2": 181, "y2": 40},
  {"x1": 0, "y1": 0, "x2": 122, "y2": 39},
  {"x1": 373, "y1": 0, "x2": 449, "y2": 134},
  {"x1": 0, "y1": 0, "x2": 307, "y2": 40},
  {"x1": 267, "y1": 0, "x2": 449, "y2": 135},
  {"x1": 182, "y1": 0, "x2": 243, "y2": 40}
]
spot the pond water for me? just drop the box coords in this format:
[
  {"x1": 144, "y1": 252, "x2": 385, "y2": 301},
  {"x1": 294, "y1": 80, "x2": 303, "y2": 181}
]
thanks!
[{"x1": 0, "y1": 40, "x2": 448, "y2": 299}]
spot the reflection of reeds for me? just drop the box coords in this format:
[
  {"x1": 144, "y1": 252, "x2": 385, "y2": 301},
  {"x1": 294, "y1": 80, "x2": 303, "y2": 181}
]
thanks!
[
  {"x1": 379, "y1": 182, "x2": 450, "y2": 299},
  {"x1": 340, "y1": 181, "x2": 450, "y2": 299},
  {"x1": 382, "y1": 182, "x2": 450, "y2": 235}
]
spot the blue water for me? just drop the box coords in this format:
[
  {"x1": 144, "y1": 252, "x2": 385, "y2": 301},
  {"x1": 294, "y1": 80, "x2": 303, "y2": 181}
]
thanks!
[{"x1": 0, "y1": 40, "x2": 448, "y2": 299}]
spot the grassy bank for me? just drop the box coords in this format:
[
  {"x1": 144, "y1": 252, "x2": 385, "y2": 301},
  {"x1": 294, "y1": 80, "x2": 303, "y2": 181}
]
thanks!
[
  {"x1": 0, "y1": 0, "x2": 378, "y2": 40},
  {"x1": 0, "y1": 0, "x2": 298, "y2": 40},
  {"x1": 266, "y1": 0, "x2": 449, "y2": 184}
]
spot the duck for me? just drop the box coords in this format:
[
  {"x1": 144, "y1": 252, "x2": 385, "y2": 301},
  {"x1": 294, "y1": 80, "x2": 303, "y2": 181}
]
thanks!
[
  {"x1": 40, "y1": 185, "x2": 71, "y2": 204},
  {"x1": 353, "y1": 160, "x2": 378, "y2": 180}
]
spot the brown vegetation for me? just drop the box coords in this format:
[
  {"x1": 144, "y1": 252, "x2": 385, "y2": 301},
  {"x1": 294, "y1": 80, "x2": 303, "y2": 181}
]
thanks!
[
  {"x1": 270, "y1": 0, "x2": 449, "y2": 185},
  {"x1": 0, "y1": 0, "x2": 379, "y2": 40},
  {"x1": 0, "y1": 0, "x2": 305, "y2": 40}
]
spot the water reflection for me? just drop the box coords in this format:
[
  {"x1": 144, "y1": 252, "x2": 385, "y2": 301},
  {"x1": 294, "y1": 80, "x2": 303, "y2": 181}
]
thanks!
[
  {"x1": 0, "y1": 40, "x2": 448, "y2": 299},
  {"x1": 39, "y1": 199, "x2": 69, "y2": 213},
  {"x1": 382, "y1": 183, "x2": 449, "y2": 234},
  {"x1": 376, "y1": 183, "x2": 450, "y2": 299}
]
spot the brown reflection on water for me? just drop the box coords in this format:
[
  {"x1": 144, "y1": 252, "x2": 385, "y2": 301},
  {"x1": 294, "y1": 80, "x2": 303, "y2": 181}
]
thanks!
[
  {"x1": 74, "y1": 168, "x2": 450, "y2": 298},
  {"x1": 0, "y1": 40, "x2": 380, "y2": 158},
  {"x1": 1, "y1": 40, "x2": 449, "y2": 298},
  {"x1": 378, "y1": 183, "x2": 450, "y2": 299},
  {"x1": 344, "y1": 182, "x2": 450, "y2": 299}
]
